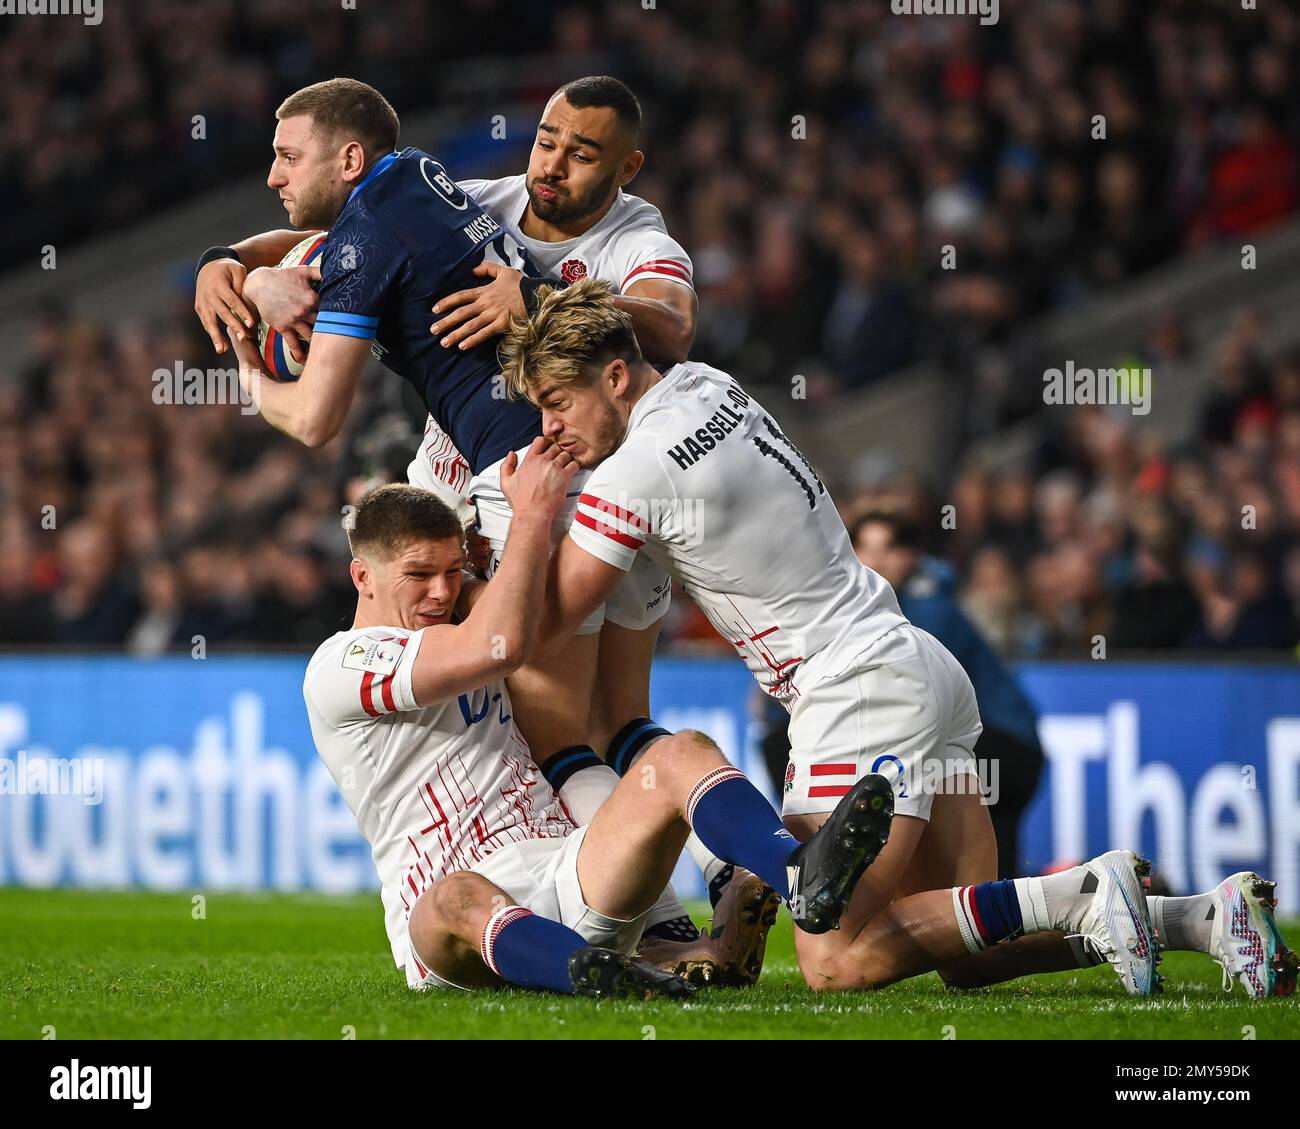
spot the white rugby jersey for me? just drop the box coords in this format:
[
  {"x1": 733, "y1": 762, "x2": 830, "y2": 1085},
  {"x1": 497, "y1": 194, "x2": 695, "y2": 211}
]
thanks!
[
  {"x1": 409, "y1": 175, "x2": 693, "y2": 494},
  {"x1": 463, "y1": 174, "x2": 694, "y2": 292},
  {"x1": 568, "y1": 363, "x2": 909, "y2": 704},
  {"x1": 303, "y1": 626, "x2": 575, "y2": 974}
]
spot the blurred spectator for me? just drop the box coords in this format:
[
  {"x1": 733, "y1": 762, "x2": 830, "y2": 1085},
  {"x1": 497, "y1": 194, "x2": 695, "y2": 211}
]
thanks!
[
  {"x1": 822, "y1": 229, "x2": 917, "y2": 387},
  {"x1": 126, "y1": 559, "x2": 185, "y2": 657},
  {"x1": 1108, "y1": 504, "x2": 1201, "y2": 650},
  {"x1": 52, "y1": 520, "x2": 137, "y2": 644},
  {"x1": 0, "y1": 528, "x2": 54, "y2": 643}
]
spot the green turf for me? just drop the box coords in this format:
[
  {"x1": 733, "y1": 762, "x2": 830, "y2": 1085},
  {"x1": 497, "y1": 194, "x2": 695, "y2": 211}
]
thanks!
[{"x1": 0, "y1": 888, "x2": 1296, "y2": 1039}]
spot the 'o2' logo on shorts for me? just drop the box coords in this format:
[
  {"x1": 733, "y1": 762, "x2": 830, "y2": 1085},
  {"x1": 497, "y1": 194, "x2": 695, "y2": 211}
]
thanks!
[{"x1": 871, "y1": 754, "x2": 908, "y2": 798}]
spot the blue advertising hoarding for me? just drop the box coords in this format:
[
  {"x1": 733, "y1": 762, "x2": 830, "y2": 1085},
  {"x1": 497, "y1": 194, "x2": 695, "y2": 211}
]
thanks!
[{"x1": 0, "y1": 656, "x2": 1296, "y2": 910}]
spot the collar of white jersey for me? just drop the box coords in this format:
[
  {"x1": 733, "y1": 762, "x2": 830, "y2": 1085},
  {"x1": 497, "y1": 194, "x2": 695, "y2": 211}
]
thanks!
[{"x1": 626, "y1": 362, "x2": 687, "y2": 432}]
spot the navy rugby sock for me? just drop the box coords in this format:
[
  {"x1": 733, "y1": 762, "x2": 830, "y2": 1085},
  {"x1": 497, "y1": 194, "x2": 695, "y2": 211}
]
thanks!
[
  {"x1": 481, "y1": 907, "x2": 586, "y2": 994},
  {"x1": 686, "y1": 766, "x2": 800, "y2": 898}
]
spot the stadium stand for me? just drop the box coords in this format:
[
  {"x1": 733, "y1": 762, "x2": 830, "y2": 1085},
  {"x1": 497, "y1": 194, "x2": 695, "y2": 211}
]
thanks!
[{"x1": 0, "y1": 0, "x2": 1297, "y2": 654}]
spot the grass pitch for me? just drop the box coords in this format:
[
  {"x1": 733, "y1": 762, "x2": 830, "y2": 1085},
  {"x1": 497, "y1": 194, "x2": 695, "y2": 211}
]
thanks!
[{"x1": 1, "y1": 888, "x2": 1296, "y2": 1040}]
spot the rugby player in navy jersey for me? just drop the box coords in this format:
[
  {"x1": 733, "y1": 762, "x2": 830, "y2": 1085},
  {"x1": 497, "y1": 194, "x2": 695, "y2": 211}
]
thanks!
[{"x1": 209, "y1": 80, "x2": 539, "y2": 467}]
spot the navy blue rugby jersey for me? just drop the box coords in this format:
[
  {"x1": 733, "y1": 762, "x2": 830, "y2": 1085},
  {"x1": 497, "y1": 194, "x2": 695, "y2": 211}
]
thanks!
[{"x1": 314, "y1": 148, "x2": 541, "y2": 473}]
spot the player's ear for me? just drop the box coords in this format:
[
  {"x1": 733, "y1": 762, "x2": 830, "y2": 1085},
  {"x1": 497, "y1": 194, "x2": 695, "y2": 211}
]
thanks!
[
  {"x1": 341, "y1": 140, "x2": 368, "y2": 183},
  {"x1": 606, "y1": 358, "x2": 630, "y2": 396},
  {"x1": 350, "y1": 557, "x2": 371, "y2": 596},
  {"x1": 617, "y1": 149, "x2": 645, "y2": 187}
]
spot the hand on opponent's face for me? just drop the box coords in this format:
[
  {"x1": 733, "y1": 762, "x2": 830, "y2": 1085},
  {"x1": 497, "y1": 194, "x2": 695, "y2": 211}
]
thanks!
[{"x1": 499, "y1": 436, "x2": 579, "y2": 522}]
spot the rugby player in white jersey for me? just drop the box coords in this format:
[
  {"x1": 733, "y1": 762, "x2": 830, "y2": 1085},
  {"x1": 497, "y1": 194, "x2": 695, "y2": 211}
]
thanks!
[
  {"x1": 411, "y1": 77, "x2": 772, "y2": 980},
  {"x1": 414, "y1": 76, "x2": 694, "y2": 777},
  {"x1": 197, "y1": 77, "x2": 772, "y2": 986},
  {"x1": 303, "y1": 447, "x2": 893, "y2": 996},
  {"x1": 494, "y1": 279, "x2": 1298, "y2": 999}
]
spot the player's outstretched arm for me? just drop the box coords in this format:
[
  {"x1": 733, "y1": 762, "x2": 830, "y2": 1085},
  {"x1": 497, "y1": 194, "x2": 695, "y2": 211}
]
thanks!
[
  {"x1": 428, "y1": 271, "x2": 696, "y2": 363},
  {"x1": 430, "y1": 261, "x2": 526, "y2": 352},
  {"x1": 409, "y1": 440, "x2": 578, "y2": 704},
  {"x1": 235, "y1": 228, "x2": 322, "y2": 270}
]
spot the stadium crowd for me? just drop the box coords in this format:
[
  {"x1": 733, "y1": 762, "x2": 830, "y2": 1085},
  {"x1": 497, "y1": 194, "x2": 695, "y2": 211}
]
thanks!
[
  {"x1": 1, "y1": 0, "x2": 1297, "y2": 654},
  {"x1": 838, "y1": 309, "x2": 1300, "y2": 656}
]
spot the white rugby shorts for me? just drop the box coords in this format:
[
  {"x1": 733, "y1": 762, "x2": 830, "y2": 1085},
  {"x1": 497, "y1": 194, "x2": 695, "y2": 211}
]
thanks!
[{"x1": 782, "y1": 624, "x2": 983, "y2": 821}]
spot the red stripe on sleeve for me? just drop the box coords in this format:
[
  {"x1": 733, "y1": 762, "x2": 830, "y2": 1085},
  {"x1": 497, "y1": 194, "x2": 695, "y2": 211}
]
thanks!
[
  {"x1": 810, "y1": 763, "x2": 857, "y2": 776},
  {"x1": 579, "y1": 492, "x2": 649, "y2": 532},
  {"x1": 379, "y1": 674, "x2": 397, "y2": 713},
  {"x1": 574, "y1": 509, "x2": 644, "y2": 550},
  {"x1": 622, "y1": 261, "x2": 692, "y2": 290},
  {"x1": 360, "y1": 672, "x2": 381, "y2": 717}
]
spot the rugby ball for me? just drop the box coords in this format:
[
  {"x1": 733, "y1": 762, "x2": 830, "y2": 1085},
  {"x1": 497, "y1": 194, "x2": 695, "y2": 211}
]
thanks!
[{"x1": 257, "y1": 231, "x2": 328, "y2": 381}]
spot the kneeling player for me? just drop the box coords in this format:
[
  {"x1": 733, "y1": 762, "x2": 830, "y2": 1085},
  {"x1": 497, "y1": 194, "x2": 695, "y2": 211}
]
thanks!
[
  {"x1": 409, "y1": 729, "x2": 891, "y2": 995},
  {"x1": 304, "y1": 445, "x2": 892, "y2": 996}
]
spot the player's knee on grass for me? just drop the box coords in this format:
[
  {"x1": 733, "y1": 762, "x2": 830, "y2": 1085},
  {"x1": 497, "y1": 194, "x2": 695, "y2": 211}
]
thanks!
[
  {"x1": 796, "y1": 921, "x2": 905, "y2": 993},
  {"x1": 800, "y1": 951, "x2": 898, "y2": 993},
  {"x1": 434, "y1": 871, "x2": 505, "y2": 931},
  {"x1": 410, "y1": 873, "x2": 509, "y2": 990},
  {"x1": 936, "y1": 959, "x2": 993, "y2": 991},
  {"x1": 800, "y1": 950, "x2": 873, "y2": 993}
]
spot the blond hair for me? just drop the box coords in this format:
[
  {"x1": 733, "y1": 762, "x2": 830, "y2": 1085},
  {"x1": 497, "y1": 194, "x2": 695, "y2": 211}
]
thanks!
[{"x1": 498, "y1": 278, "x2": 642, "y2": 400}]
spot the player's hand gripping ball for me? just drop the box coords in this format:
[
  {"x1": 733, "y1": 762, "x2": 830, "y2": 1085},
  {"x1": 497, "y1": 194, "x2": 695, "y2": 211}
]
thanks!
[{"x1": 256, "y1": 232, "x2": 328, "y2": 381}]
